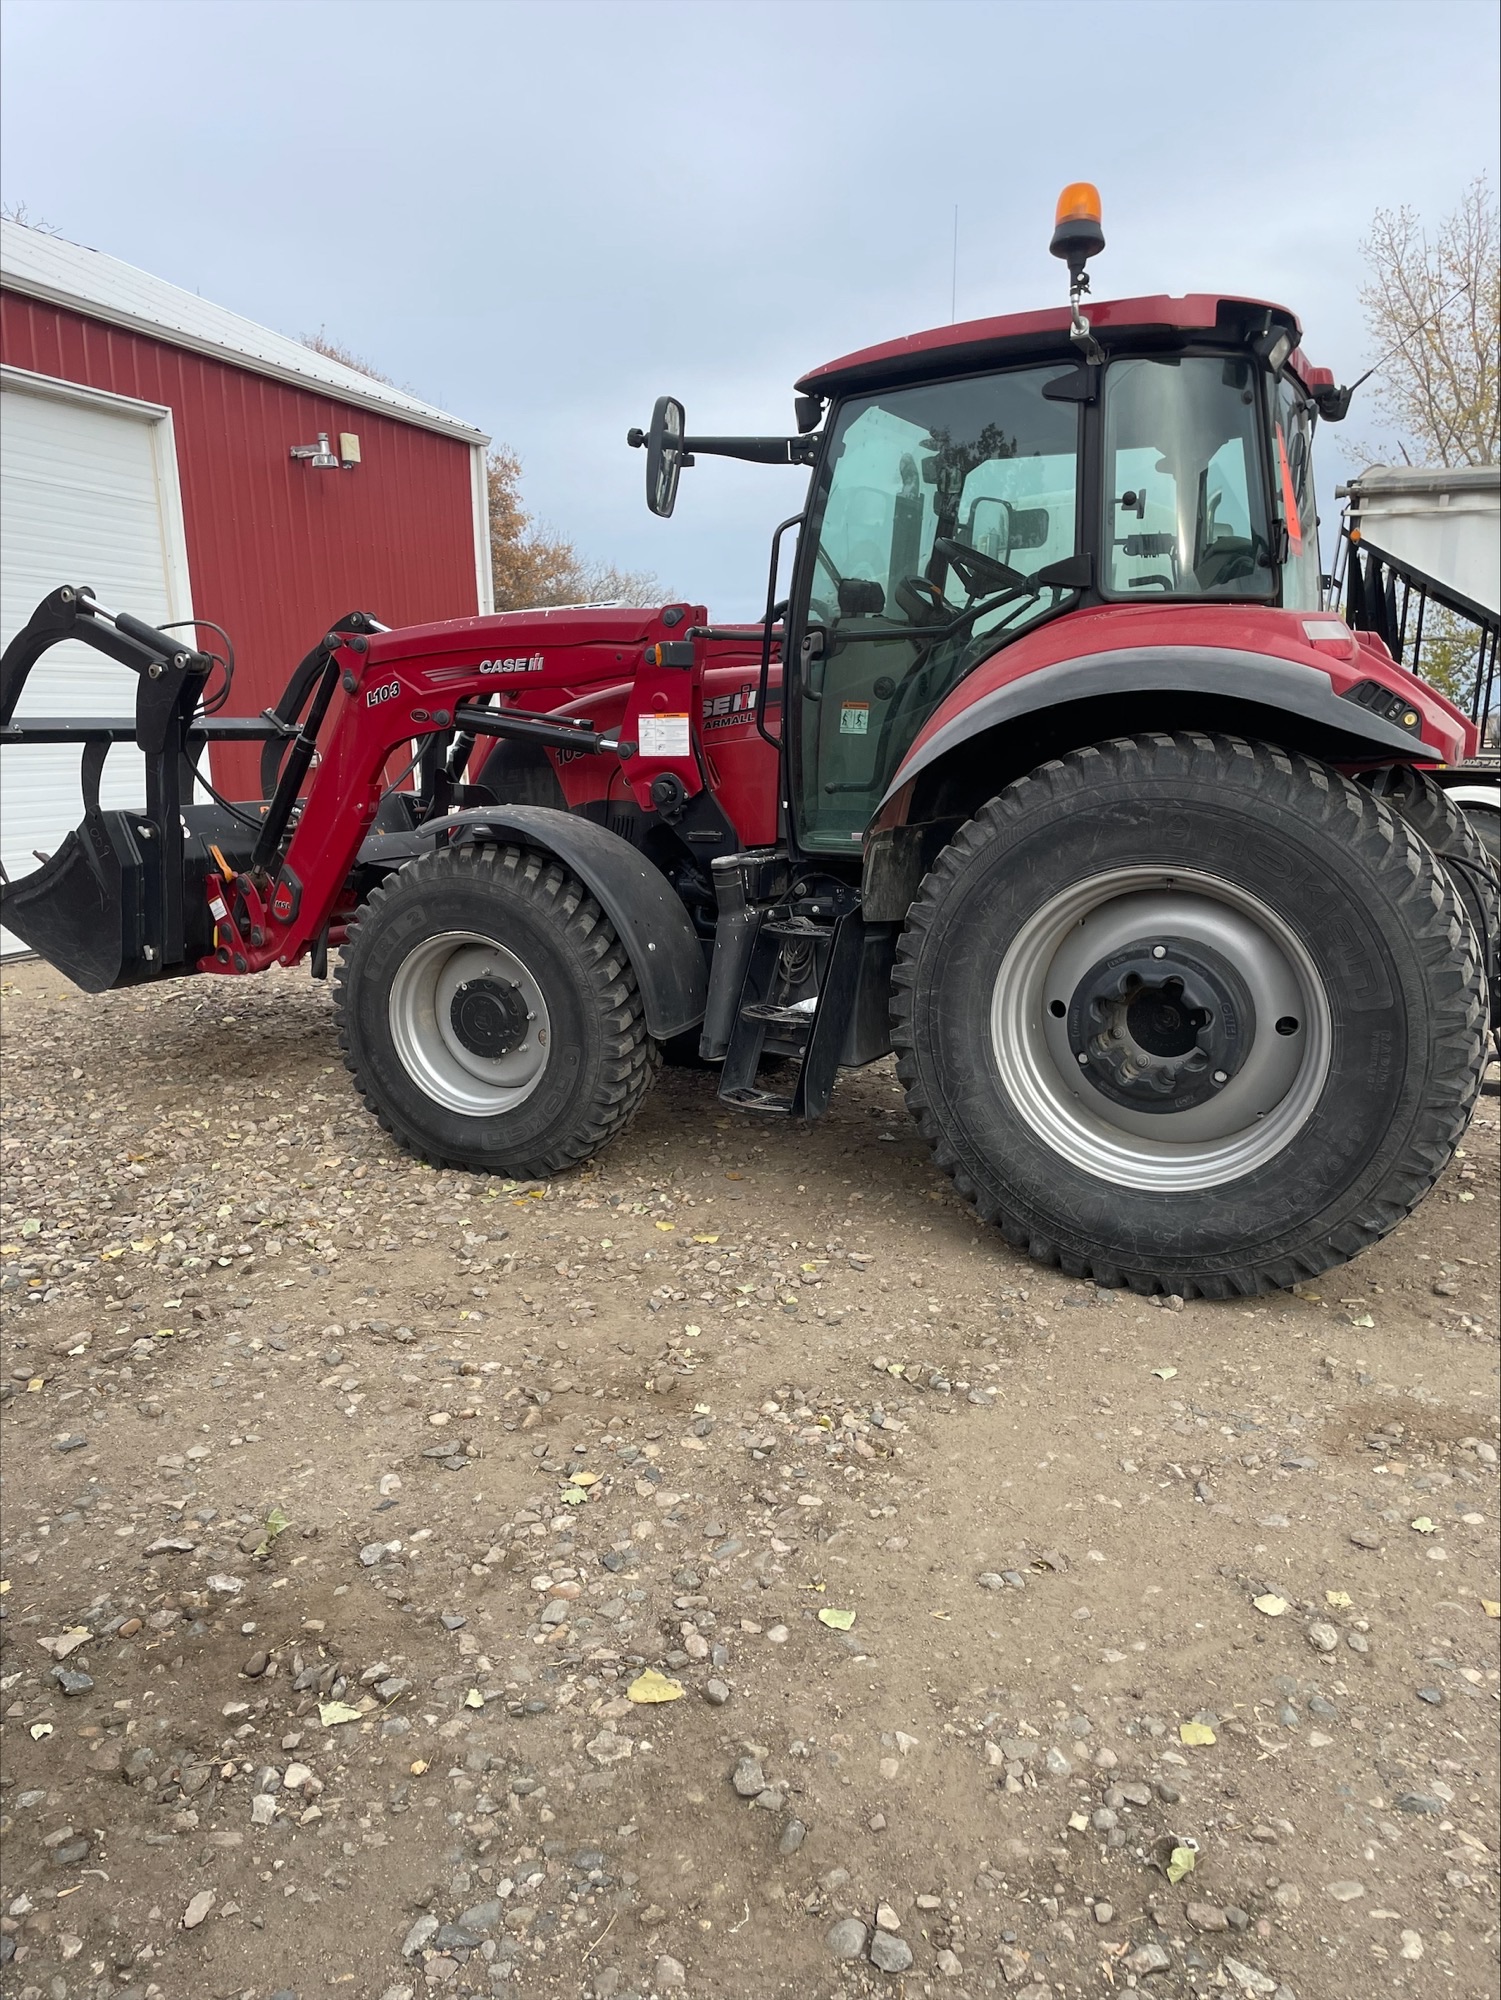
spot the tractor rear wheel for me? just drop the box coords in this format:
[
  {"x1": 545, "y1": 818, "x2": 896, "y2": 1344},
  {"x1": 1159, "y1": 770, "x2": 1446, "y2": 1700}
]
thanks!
[
  {"x1": 336, "y1": 842, "x2": 656, "y2": 1174},
  {"x1": 891, "y1": 733, "x2": 1487, "y2": 1297},
  {"x1": 1359, "y1": 763, "x2": 1499, "y2": 1033}
]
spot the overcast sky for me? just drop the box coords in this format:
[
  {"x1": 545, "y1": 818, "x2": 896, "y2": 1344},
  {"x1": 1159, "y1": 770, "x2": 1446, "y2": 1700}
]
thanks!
[{"x1": 3, "y1": 0, "x2": 1497, "y2": 618}]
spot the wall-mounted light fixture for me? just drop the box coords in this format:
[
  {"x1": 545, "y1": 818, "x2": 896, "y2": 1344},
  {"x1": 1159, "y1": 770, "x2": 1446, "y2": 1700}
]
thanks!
[{"x1": 290, "y1": 431, "x2": 339, "y2": 469}]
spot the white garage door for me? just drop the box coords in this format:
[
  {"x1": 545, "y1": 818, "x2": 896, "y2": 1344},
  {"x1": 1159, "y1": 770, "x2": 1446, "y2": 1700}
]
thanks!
[{"x1": 1, "y1": 367, "x2": 193, "y2": 955}]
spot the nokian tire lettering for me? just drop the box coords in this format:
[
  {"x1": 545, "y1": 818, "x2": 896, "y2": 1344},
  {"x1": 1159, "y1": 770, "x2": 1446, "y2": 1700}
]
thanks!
[
  {"x1": 890, "y1": 733, "x2": 1488, "y2": 1298},
  {"x1": 335, "y1": 843, "x2": 657, "y2": 1175}
]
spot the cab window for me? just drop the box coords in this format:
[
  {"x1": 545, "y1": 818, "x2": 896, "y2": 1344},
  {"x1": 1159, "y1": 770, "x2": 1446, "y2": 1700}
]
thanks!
[
  {"x1": 1103, "y1": 356, "x2": 1275, "y2": 599},
  {"x1": 1272, "y1": 376, "x2": 1322, "y2": 610}
]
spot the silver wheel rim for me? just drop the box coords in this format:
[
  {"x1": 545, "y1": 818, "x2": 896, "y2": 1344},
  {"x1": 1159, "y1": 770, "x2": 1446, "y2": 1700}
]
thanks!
[
  {"x1": 389, "y1": 930, "x2": 551, "y2": 1116},
  {"x1": 989, "y1": 867, "x2": 1332, "y2": 1191}
]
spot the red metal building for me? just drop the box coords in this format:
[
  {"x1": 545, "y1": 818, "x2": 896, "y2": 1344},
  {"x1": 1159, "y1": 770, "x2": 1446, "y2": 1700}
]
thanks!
[{"x1": 0, "y1": 218, "x2": 490, "y2": 824}]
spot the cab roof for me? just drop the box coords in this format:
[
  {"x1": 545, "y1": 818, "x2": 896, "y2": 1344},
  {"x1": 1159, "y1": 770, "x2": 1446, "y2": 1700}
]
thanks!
[{"x1": 797, "y1": 293, "x2": 1309, "y2": 399}]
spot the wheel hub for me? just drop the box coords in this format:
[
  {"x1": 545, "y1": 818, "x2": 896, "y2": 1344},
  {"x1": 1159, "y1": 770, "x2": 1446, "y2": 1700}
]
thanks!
[
  {"x1": 450, "y1": 975, "x2": 530, "y2": 1060},
  {"x1": 991, "y1": 871, "x2": 1331, "y2": 1193},
  {"x1": 1066, "y1": 936, "x2": 1254, "y2": 1112},
  {"x1": 388, "y1": 933, "x2": 552, "y2": 1118}
]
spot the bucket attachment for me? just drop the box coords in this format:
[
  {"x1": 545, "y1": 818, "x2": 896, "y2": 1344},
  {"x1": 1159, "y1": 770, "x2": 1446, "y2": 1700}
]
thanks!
[
  {"x1": 3, "y1": 586, "x2": 386, "y2": 991},
  {"x1": 0, "y1": 585, "x2": 252, "y2": 989},
  {"x1": 1, "y1": 793, "x2": 259, "y2": 992},
  {"x1": 3, "y1": 799, "x2": 142, "y2": 993}
]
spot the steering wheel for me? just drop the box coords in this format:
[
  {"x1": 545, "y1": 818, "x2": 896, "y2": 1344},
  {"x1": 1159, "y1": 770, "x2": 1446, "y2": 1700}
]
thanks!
[{"x1": 932, "y1": 537, "x2": 1026, "y2": 599}]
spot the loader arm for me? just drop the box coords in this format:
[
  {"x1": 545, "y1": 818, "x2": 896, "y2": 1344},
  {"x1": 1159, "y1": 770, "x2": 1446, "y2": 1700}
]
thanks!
[
  {"x1": 202, "y1": 611, "x2": 715, "y2": 975},
  {"x1": 2, "y1": 587, "x2": 726, "y2": 992}
]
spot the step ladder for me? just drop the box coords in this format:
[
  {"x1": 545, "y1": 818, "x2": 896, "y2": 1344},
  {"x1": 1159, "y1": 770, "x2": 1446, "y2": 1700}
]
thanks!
[{"x1": 717, "y1": 907, "x2": 863, "y2": 1117}]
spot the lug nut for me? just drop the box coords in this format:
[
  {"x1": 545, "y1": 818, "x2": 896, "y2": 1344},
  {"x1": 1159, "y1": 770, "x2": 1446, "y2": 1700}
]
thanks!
[
  {"x1": 1152, "y1": 945, "x2": 1167, "y2": 959},
  {"x1": 1212, "y1": 1069, "x2": 1229, "y2": 1084}
]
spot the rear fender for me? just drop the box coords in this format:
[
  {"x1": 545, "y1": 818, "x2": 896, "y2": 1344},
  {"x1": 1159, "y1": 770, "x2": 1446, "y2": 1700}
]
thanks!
[
  {"x1": 381, "y1": 805, "x2": 707, "y2": 1040},
  {"x1": 879, "y1": 646, "x2": 1453, "y2": 818}
]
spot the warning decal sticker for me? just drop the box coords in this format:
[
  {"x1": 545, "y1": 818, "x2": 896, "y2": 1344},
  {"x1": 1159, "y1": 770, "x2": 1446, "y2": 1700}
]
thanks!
[{"x1": 637, "y1": 713, "x2": 692, "y2": 757}]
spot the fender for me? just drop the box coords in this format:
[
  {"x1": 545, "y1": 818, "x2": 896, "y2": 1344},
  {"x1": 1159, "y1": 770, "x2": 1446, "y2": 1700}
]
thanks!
[
  {"x1": 878, "y1": 643, "x2": 1468, "y2": 814},
  {"x1": 367, "y1": 804, "x2": 708, "y2": 1041}
]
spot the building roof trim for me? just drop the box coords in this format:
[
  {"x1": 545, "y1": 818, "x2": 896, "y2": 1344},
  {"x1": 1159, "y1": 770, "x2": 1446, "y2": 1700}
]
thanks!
[{"x1": 0, "y1": 219, "x2": 489, "y2": 447}]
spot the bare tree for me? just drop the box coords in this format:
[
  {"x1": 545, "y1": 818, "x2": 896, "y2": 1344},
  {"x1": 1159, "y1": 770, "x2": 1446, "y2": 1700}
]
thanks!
[
  {"x1": 1357, "y1": 179, "x2": 1498, "y2": 710},
  {"x1": 488, "y1": 448, "x2": 586, "y2": 609},
  {"x1": 1358, "y1": 175, "x2": 1499, "y2": 467},
  {"x1": 487, "y1": 451, "x2": 665, "y2": 612},
  {"x1": 0, "y1": 201, "x2": 61, "y2": 235},
  {"x1": 300, "y1": 327, "x2": 398, "y2": 386}
]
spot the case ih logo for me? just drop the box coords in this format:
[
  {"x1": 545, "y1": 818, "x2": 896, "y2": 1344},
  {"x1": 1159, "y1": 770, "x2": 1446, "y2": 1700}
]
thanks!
[
  {"x1": 703, "y1": 682, "x2": 757, "y2": 731},
  {"x1": 480, "y1": 654, "x2": 546, "y2": 675},
  {"x1": 365, "y1": 679, "x2": 401, "y2": 708}
]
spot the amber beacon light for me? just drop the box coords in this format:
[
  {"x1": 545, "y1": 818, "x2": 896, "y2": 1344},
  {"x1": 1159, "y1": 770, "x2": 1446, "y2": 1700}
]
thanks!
[{"x1": 1049, "y1": 183, "x2": 1106, "y2": 275}]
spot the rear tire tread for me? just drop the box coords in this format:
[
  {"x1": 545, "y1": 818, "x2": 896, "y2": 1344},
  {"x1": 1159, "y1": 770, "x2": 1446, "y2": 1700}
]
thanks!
[{"x1": 890, "y1": 732, "x2": 1486, "y2": 1297}]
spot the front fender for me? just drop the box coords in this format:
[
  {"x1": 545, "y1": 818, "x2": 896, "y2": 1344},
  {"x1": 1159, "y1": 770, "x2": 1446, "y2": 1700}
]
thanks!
[{"x1": 364, "y1": 805, "x2": 707, "y2": 1040}]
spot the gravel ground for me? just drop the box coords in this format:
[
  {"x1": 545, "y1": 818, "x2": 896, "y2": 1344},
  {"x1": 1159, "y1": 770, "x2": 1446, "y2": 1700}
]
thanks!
[{"x1": 0, "y1": 956, "x2": 1497, "y2": 2000}]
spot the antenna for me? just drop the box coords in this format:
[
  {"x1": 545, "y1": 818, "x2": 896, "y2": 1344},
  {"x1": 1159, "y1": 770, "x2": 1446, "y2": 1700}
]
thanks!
[{"x1": 951, "y1": 206, "x2": 958, "y2": 323}]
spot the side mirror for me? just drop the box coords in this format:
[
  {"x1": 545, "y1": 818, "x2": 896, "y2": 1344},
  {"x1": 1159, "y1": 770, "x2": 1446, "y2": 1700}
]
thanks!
[{"x1": 644, "y1": 396, "x2": 686, "y2": 517}]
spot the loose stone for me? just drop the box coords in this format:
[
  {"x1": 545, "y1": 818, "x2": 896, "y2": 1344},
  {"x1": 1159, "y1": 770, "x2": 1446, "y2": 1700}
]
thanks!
[
  {"x1": 731, "y1": 1756, "x2": 766, "y2": 1797},
  {"x1": 827, "y1": 1917, "x2": 869, "y2": 1960},
  {"x1": 869, "y1": 1932, "x2": 914, "y2": 1974}
]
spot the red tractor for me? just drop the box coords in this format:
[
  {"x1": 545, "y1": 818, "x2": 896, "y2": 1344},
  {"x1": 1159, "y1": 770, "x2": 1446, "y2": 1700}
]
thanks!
[{"x1": 4, "y1": 187, "x2": 1496, "y2": 1298}]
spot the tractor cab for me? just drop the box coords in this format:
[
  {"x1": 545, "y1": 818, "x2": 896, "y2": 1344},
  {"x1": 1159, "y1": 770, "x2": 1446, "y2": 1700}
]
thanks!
[
  {"x1": 635, "y1": 186, "x2": 1336, "y2": 856},
  {"x1": 787, "y1": 303, "x2": 1327, "y2": 850}
]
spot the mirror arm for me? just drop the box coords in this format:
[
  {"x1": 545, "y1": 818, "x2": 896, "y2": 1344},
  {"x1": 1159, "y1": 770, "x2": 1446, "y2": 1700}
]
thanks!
[{"x1": 628, "y1": 433, "x2": 818, "y2": 467}]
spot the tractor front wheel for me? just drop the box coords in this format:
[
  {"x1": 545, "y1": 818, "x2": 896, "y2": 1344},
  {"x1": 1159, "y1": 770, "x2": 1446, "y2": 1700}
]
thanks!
[
  {"x1": 336, "y1": 842, "x2": 656, "y2": 1174},
  {"x1": 891, "y1": 733, "x2": 1487, "y2": 1297}
]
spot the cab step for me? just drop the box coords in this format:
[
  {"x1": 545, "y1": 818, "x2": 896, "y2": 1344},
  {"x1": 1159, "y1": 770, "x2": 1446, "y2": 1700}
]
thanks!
[
  {"x1": 719, "y1": 1083, "x2": 798, "y2": 1114},
  {"x1": 740, "y1": 999, "x2": 817, "y2": 1030},
  {"x1": 716, "y1": 906, "x2": 863, "y2": 1119}
]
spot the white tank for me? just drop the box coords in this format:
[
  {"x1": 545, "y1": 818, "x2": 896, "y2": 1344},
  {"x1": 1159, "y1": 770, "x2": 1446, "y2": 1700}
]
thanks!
[{"x1": 1339, "y1": 465, "x2": 1500, "y2": 621}]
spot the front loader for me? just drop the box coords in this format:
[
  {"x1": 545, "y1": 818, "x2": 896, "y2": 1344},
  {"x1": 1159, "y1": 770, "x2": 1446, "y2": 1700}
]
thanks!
[{"x1": 3, "y1": 186, "x2": 1496, "y2": 1299}]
